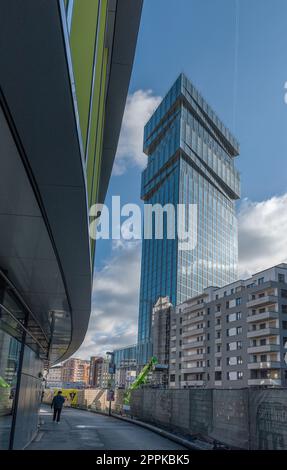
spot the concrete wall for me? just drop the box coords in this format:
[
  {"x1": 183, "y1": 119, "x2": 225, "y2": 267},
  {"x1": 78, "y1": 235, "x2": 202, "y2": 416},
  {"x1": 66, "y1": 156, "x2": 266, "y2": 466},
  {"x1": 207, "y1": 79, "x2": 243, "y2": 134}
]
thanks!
[
  {"x1": 130, "y1": 388, "x2": 287, "y2": 450},
  {"x1": 43, "y1": 388, "x2": 125, "y2": 414}
]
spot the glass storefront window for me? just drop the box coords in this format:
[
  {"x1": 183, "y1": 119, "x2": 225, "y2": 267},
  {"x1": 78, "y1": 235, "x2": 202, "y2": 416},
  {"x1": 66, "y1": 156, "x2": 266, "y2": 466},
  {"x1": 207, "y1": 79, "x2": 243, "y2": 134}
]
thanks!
[{"x1": 0, "y1": 330, "x2": 21, "y2": 449}]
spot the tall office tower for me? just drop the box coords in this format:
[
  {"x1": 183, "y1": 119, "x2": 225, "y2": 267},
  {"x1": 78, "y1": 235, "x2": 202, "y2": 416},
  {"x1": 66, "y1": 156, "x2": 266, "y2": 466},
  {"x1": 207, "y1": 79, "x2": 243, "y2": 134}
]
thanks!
[{"x1": 137, "y1": 74, "x2": 241, "y2": 364}]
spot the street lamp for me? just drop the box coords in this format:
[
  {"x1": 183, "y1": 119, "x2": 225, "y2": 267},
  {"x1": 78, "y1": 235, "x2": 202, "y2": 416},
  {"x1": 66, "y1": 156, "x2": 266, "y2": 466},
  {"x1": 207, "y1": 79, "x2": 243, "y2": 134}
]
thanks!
[{"x1": 106, "y1": 351, "x2": 115, "y2": 416}]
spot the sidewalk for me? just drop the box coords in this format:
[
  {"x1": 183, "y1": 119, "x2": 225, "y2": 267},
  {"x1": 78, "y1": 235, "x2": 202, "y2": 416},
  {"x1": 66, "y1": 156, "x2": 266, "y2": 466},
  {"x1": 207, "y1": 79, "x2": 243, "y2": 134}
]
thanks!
[{"x1": 27, "y1": 406, "x2": 186, "y2": 450}]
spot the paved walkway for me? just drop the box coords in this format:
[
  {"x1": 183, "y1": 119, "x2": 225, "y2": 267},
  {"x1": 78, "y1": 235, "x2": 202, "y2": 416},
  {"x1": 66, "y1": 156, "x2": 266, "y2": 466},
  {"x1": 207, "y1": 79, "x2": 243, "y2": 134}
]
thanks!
[{"x1": 27, "y1": 406, "x2": 186, "y2": 450}]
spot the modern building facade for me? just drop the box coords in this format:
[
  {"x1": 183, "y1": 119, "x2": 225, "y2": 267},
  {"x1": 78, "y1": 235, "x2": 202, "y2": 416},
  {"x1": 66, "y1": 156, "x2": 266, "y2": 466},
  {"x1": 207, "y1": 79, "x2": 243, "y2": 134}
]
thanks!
[
  {"x1": 113, "y1": 344, "x2": 138, "y2": 369},
  {"x1": 169, "y1": 263, "x2": 287, "y2": 389},
  {"x1": 89, "y1": 356, "x2": 104, "y2": 388},
  {"x1": 137, "y1": 73, "x2": 240, "y2": 364},
  {"x1": 115, "y1": 359, "x2": 137, "y2": 389},
  {"x1": 151, "y1": 297, "x2": 172, "y2": 386},
  {"x1": 0, "y1": 0, "x2": 142, "y2": 449}
]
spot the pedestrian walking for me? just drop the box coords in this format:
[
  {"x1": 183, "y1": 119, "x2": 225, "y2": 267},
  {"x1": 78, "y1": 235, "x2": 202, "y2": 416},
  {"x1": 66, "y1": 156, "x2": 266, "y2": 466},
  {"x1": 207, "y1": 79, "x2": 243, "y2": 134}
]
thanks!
[{"x1": 51, "y1": 390, "x2": 65, "y2": 423}]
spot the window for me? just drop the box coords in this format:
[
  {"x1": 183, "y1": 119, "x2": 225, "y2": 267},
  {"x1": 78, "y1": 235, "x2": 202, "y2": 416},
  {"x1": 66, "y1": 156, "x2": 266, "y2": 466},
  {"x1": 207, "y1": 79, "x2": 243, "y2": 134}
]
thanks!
[
  {"x1": 217, "y1": 318, "x2": 221, "y2": 325},
  {"x1": 227, "y1": 356, "x2": 242, "y2": 366},
  {"x1": 258, "y1": 277, "x2": 264, "y2": 285},
  {"x1": 227, "y1": 341, "x2": 241, "y2": 351},
  {"x1": 180, "y1": 317, "x2": 182, "y2": 324},
  {"x1": 217, "y1": 345, "x2": 221, "y2": 353},
  {"x1": 279, "y1": 273, "x2": 285, "y2": 283},
  {"x1": 179, "y1": 340, "x2": 182, "y2": 346},
  {"x1": 282, "y1": 290, "x2": 287, "y2": 299},
  {"x1": 217, "y1": 305, "x2": 221, "y2": 312},
  {"x1": 282, "y1": 305, "x2": 287, "y2": 314},
  {"x1": 282, "y1": 321, "x2": 287, "y2": 330},
  {"x1": 207, "y1": 333, "x2": 210, "y2": 340},
  {"x1": 207, "y1": 360, "x2": 210, "y2": 367},
  {"x1": 180, "y1": 328, "x2": 182, "y2": 335},
  {"x1": 236, "y1": 297, "x2": 242, "y2": 306},
  {"x1": 260, "y1": 355, "x2": 267, "y2": 362},
  {"x1": 226, "y1": 301, "x2": 229, "y2": 309},
  {"x1": 216, "y1": 358, "x2": 221, "y2": 367},
  {"x1": 207, "y1": 321, "x2": 210, "y2": 327},
  {"x1": 260, "y1": 338, "x2": 266, "y2": 346},
  {"x1": 207, "y1": 308, "x2": 210, "y2": 315},
  {"x1": 215, "y1": 371, "x2": 222, "y2": 381},
  {"x1": 170, "y1": 374, "x2": 175, "y2": 382},
  {"x1": 207, "y1": 346, "x2": 210, "y2": 354},
  {"x1": 227, "y1": 371, "x2": 237, "y2": 381},
  {"x1": 231, "y1": 288, "x2": 234, "y2": 295},
  {"x1": 216, "y1": 331, "x2": 221, "y2": 339},
  {"x1": 227, "y1": 312, "x2": 242, "y2": 323}
]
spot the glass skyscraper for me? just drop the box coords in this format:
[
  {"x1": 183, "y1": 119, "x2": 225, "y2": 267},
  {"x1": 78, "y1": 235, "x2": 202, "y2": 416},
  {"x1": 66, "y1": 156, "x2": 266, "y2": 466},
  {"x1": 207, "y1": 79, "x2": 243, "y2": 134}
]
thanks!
[{"x1": 137, "y1": 73, "x2": 240, "y2": 365}]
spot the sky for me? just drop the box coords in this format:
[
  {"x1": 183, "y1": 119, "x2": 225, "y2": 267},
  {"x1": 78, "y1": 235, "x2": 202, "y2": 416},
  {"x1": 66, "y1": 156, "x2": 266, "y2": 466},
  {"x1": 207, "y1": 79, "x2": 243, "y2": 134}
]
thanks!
[{"x1": 76, "y1": 0, "x2": 287, "y2": 359}]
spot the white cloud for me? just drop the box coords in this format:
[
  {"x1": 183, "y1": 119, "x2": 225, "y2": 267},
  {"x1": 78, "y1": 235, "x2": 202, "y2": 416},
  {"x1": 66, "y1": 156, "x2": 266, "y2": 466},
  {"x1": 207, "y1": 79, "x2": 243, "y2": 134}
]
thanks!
[
  {"x1": 238, "y1": 192, "x2": 287, "y2": 278},
  {"x1": 76, "y1": 240, "x2": 141, "y2": 359},
  {"x1": 113, "y1": 90, "x2": 162, "y2": 175}
]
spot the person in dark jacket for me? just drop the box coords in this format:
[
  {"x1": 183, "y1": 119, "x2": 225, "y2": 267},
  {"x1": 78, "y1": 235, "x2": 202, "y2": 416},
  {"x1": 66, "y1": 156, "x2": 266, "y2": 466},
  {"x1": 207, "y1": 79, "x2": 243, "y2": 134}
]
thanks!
[{"x1": 51, "y1": 390, "x2": 65, "y2": 423}]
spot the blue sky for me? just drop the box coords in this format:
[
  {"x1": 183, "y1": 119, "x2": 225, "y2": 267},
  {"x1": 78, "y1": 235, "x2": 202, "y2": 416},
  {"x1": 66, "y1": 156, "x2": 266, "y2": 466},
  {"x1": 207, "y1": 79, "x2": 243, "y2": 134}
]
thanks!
[{"x1": 77, "y1": 0, "x2": 287, "y2": 358}]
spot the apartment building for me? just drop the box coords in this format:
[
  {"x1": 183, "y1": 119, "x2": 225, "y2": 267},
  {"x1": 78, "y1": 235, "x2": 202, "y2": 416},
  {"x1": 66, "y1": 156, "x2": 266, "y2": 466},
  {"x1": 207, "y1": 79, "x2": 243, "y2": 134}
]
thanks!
[
  {"x1": 169, "y1": 263, "x2": 287, "y2": 389},
  {"x1": 62, "y1": 358, "x2": 90, "y2": 386}
]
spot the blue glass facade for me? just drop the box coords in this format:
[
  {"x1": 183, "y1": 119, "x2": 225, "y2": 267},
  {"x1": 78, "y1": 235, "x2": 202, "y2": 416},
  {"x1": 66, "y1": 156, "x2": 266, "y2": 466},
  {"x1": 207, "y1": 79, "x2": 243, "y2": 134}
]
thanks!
[
  {"x1": 113, "y1": 344, "x2": 137, "y2": 369},
  {"x1": 137, "y1": 73, "x2": 240, "y2": 365}
]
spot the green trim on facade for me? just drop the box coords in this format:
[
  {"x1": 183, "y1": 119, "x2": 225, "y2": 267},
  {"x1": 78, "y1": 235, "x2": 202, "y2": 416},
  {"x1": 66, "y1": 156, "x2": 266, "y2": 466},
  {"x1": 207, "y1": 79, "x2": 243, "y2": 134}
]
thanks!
[
  {"x1": 70, "y1": 0, "x2": 100, "y2": 153},
  {"x1": 86, "y1": 0, "x2": 108, "y2": 207}
]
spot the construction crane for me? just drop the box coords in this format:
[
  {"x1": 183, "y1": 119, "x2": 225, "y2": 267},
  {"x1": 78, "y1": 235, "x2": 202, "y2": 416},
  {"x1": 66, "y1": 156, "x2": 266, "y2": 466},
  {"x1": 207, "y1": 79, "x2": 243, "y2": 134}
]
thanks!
[{"x1": 123, "y1": 356, "x2": 158, "y2": 407}]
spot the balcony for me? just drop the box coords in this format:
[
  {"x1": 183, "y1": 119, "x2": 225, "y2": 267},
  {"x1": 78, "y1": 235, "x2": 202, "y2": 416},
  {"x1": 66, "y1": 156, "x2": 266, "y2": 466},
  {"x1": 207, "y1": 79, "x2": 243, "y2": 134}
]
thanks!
[
  {"x1": 182, "y1": 315, "x2": 204, "y2": 326},
  {"x1": 170, "y1": 346, "x2": 177, "y2": 353},
  {"x1": 247, "y1": 327, "x2": 279, "y2": 339},
  {"x1": 182, "y1": 327, "x2": 204, "y2": 338},
  {"x1": 247, "y1": 344, "x2": 280, "y2": 354},
  {"x1": 182, "y1": 353, "x2": 204, "y2": 361},
  {"x1": 248, "y1": 378, "x2": 281, "y2": 387},
  {"x1": 246, "y1": 295, "x2": 278, "y2": 308},
  {"x1": 181, "y1": 367, "x2": 205, "y2": 374},
  {"x1": 182, "y1": 380, "x2": 204, "y2": 387},
  {"x1": 214, "y1": 381, "x2": 222, "y2": 387},
  {"x1": 215, "y1": 324, "x2": 222, "y2": 331},
  {"x1": 215, "y1": 311, "x2": 221, "y2": 318},
  {"x1": 170, "y1": 335, "x2": 177, "y2": 341},
  {"x1": 247, "y1": 311, "x2": 278, "y2": 323},
  {"x1": 215, "y1": 338, "x2": 222, "y2": 344},
  {"x1": 182, "y1": 340, "x2": 204, "y2": 349},
  {"x1": 248, "y1": 361, "x2": 281, "y2": 370}
]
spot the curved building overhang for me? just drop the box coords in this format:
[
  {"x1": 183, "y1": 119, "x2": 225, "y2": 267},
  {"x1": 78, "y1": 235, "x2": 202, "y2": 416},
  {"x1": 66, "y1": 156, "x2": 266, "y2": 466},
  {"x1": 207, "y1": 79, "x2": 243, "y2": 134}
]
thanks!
[{"x1": 0, "y1": 1, "x2": 92, "y2": 363}]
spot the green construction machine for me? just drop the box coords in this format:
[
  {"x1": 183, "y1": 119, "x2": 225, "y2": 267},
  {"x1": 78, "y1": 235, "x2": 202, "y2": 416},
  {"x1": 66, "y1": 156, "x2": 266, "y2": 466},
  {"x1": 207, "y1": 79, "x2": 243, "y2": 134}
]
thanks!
[{"x1": 123, "y1": 356, "x2": 157, "y2": 407}]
